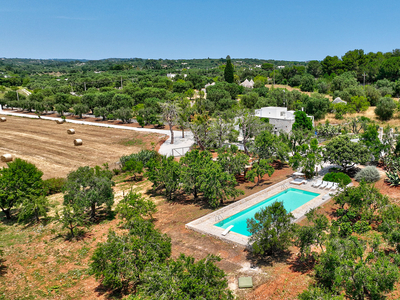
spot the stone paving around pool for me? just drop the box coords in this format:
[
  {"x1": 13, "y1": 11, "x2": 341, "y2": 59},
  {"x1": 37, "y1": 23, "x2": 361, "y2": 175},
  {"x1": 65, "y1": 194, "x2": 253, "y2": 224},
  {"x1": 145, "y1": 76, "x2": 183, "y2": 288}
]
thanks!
[{"x1": 185, "y1": 177, "x2": 343, "y2": 247}]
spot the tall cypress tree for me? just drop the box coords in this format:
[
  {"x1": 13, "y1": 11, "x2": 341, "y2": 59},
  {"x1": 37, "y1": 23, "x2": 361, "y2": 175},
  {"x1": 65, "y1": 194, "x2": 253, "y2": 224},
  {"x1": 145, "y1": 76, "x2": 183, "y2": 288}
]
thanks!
[{"x1": 224, "y1": 55, "x2": 234, "y2": 83}]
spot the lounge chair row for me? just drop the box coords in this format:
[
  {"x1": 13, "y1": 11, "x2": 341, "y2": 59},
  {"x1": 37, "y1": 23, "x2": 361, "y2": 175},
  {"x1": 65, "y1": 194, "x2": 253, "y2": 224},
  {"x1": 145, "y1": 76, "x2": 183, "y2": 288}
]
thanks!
[{"x1": 312, "y1": 180, "x2": 338, "y2": 190}]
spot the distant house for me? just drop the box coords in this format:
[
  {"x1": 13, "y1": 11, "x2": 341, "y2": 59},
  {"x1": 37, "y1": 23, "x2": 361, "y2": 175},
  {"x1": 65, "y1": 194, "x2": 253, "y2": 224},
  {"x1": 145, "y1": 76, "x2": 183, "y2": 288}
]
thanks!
[
  {"x1": 240, "y1": 79, "x2": 254, "y2": 89},
  {"x1": 277, "y1": 66, "x2": 285, "y2": 69},
  {"x1": 255, "y1": 107, "x2": 314, "y2": 134},
  {"x1": 167, "y1": 73, "x2": 176, "y2": 79}
]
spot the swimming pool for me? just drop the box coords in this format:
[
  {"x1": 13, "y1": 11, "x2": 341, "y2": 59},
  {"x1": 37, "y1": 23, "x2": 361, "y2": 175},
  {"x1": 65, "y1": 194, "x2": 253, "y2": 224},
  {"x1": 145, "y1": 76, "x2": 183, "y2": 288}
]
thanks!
[{"x1": 215, "y1": 188, "x2": 320, "y2": 236}]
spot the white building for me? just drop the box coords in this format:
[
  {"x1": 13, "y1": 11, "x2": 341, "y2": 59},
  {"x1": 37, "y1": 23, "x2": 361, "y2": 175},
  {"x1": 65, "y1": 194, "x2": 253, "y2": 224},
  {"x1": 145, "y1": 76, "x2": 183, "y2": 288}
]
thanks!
[
  {"x1": 240, "y1": 79, "x2": 254, "y2": 88},
  {"x1": 255, "y1": 107, "x2": 314, "y2": 134}
]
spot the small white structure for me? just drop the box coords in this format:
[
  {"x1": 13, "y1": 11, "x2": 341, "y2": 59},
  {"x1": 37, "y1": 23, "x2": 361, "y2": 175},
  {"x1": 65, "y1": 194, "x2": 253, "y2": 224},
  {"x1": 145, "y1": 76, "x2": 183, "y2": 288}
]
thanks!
[
  {"x1": 332, "y1": 97, "x2": 347, "y2": 104},
  {"x1": 240, "y1": 79, "x2": 254, "y2": 89},
  {"x1": 255, "y1": 107, "x2": 314, "y2": 134},
  {"x1": 167, "y1": 73, "x2": 176, "y2": 79},
  {"x1": 204, "y1": 82, "x2": 215, "y2": 89}
]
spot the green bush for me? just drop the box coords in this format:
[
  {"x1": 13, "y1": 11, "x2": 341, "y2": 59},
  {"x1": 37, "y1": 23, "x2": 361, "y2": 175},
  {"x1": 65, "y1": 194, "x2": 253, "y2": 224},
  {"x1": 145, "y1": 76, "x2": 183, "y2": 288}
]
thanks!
[
  {"x1": 43, "y1": 177, "x2": 66, "y2": 195},
  {"x1": 120, "y1": 150, "x2": 159, "y2": 169},
  {"x1": 355, "y1": 166, "x2": 380, "y2": 183},
  {"x1": 322, "y1": 172, "x2": 351, "y2": 185}
]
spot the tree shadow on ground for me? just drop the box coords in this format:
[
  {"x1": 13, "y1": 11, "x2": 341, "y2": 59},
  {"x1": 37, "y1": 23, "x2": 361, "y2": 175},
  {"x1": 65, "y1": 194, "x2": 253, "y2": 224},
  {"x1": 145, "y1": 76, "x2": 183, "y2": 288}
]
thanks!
[
  {"x1": 244, "y1": 180, "x2": 274, "y2": 190},
  {"x1": 0, "y1": 259, "x2": 7, "y2": 277},
  {"x1": 345, "y1": 167, "x2": 361, "y2": 178},
  {"x1": 0, "y1": 210, "x2": 19, "y2": 226},
  {"x1": 145, "y1": 188, "x2": 212, "y2": 210},
  {"x1": 245, "y1": 249, "x2": 293, "y2": 268},
  {"x1": 288, "y1": 255, "x2": 316, "y2": 274},
  {"x1": 94, "y1": 283, "x2": 126, "y2": 299},
  {"x1": 90, "y1": 208, "x2": 116, "y2": 225}
]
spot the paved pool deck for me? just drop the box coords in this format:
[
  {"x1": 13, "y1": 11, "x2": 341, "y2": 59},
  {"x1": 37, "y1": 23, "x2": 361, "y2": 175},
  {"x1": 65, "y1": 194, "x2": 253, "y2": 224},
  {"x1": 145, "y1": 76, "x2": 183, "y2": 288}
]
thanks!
[{"x1": 186, "y1": 177, "x2": 344, "y2": 247}]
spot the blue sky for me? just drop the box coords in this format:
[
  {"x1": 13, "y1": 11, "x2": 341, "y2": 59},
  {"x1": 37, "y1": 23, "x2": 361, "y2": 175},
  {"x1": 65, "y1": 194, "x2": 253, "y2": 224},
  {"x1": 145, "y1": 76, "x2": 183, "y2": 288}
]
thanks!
[{"x1": 1, "y1": 0, "x2": 399, "y2": 61}]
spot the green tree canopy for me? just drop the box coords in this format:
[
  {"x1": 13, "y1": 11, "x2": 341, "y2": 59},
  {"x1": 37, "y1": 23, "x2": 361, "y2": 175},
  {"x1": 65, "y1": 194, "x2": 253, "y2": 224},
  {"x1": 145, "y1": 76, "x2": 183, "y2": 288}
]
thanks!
[
  {"x1": 0, "y1": 158, "x2": 44, "y2": 219},
  {"x1": 137, "y1": 254, "x2": 234, "y2": 300},
  {"x1": 89, "y1": 219, "x2": 171, "y2": 291},
  {"x1": 63, "y1": 166, "x2": 114, "y2": 219},
  {"x1": 323, "y1": 135, "x2": 370, "y2": 173},
  {"x1": 375, "y1": 96, "x2": 397, "y2": 121},
  {"x1": 292, "y1": 110, "x2": 313, "y2": 131},
  {"x1": 247, "y1": 201, "x2": 296, "y2": 256}
]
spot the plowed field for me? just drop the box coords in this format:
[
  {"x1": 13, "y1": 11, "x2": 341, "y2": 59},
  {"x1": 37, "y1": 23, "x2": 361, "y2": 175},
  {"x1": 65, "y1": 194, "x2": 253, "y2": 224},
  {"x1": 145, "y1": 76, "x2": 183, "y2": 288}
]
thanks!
[{"x1": 0, "y1": 116, "x2": 164, "y2": 179}]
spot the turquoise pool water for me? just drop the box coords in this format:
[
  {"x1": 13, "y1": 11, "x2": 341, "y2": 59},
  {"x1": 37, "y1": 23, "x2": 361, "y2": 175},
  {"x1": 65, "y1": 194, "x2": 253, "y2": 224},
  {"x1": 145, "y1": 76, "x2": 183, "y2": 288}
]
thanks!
[{"x1": 215, "y1": 188, "x2": 320, "y2": 236}]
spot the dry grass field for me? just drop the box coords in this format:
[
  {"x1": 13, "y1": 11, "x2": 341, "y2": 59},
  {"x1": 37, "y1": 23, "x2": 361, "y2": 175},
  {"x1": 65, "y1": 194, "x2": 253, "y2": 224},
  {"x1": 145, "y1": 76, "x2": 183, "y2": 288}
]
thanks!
[
  {"x1": 318, "y1": 106, "x2": 400, "y2": 127},
  {"x1": 0, "y1": 116, "x2": 165, "y2": 179}
]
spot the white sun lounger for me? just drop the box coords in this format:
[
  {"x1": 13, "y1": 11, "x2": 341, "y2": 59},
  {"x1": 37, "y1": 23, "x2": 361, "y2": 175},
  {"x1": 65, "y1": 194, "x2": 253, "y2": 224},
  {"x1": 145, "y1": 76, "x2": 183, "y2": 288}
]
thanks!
[
  {"x1": 325, "y1": 182, "x2": 334, "y2": 189},
  {"x1": 290, "y1": 178, "x2": 306, "y2": 185},
  {"x1": 319, "y1": 181, "x2": 328, "y2": 189},
  {"x1": 222, "y1": 225, "x2": 234, "y2": 236},
  {"x1": 312, "y1": 180, "x2": 322, "y2": 187},
  {"x1": 331, "y1": 182, "x2": 339, "y2": 190}
]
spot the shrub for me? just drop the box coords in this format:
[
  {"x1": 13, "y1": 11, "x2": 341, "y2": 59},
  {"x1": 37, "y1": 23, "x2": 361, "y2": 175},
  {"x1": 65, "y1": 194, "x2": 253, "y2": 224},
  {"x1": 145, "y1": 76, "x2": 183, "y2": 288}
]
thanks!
[
  {"x1": 323, "y1": 172, "x2": 351, "y2": 185},
  {"x1": 120, "y1": 150, "x2": 159, "y2": 169},
  {"x1": 137, "y1": 116, "x2": 145, "y2": 127},
  {"x1": 43, "y1": 177, "x2": 66, "y2": 195},
  {"x1": 375, "y1": 97, "x2": 397, "y2": 121},
  {"x1": 355, "y1": 166, "x2": 381, "y2": 183}
]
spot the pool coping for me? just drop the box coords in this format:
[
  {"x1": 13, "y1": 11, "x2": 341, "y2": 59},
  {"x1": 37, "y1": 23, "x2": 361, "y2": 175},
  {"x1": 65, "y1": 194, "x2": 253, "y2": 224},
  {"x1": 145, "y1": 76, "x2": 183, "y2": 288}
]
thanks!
[{"x1": 185, "y1": 178, "x2": 341, "y2": 247}]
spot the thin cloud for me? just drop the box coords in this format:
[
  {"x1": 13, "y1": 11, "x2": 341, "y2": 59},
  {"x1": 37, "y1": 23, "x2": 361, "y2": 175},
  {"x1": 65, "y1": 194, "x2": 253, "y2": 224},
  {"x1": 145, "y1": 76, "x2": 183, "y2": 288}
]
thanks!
[{"x1": 54, "y1": 16, "x2": 96, "y2": 21}]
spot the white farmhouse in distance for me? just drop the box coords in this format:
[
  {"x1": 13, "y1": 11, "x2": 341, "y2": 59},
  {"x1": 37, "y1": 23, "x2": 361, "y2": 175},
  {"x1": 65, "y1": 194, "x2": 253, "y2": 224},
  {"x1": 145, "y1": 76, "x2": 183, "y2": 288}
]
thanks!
[{"x1": 255, "y1": 107, "x2": 314, "y2": 134}]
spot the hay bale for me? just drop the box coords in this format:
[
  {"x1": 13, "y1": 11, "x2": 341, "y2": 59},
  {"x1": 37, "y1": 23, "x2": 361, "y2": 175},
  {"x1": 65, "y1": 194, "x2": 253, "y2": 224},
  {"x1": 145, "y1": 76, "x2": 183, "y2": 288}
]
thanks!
[
  {"x1": 67, "y1": 129, "x2": 75, "y2": 134},
  {"x1": 0, "y1": 117, "x2": 6, "y2": 122},
  {"x1": 1, "y1": 154, "x2": 13, "y2": 162},
  {"x1": 56, "y1": 119, "x2": 65, "y2": 124},
  {"x1": 74, "y1": 139, "x2": 83, "y2": 146}
]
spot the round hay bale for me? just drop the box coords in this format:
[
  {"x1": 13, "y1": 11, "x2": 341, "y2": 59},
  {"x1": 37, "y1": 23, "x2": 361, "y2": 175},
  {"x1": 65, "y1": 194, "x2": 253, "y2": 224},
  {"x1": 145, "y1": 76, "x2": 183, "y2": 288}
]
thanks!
[
  {"x1": 56, "y1": 119, "x2": 65, "y2": 124},
  {"x1": 74, "y1": 139, "x2": 83, "y2": 146},
  {"x1": 1, "y1": 154, "x2": 13, "y2": 162},
  {"x1": 67, "y1": 129, "x2": 75, "y2": 134},
  {"x1": 0, "y1": 117, "x2": 6, "y2": 122}
]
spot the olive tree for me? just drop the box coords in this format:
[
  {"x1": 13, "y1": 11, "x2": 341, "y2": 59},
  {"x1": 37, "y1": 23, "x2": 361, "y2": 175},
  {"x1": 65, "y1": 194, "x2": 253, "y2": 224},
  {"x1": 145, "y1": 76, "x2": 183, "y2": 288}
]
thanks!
[
  {"x1": 160, "y1": 102, "x2": 178, "y2": 144},
  {"x1": 247, "y1": 201, "x2": 296, "y2": 256},
  {"x1": 0, "y1": 158, "x2": 44, "y2": 219},
  {"x1": 89, "y1": 219, "x2": 171, "y2": 291},
  {"x1": 323, "y1": 135, "x2": 370, "y2": 173},
  {"x1": 63, "y1": 166, "x2": 114, "y2": 219}
]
